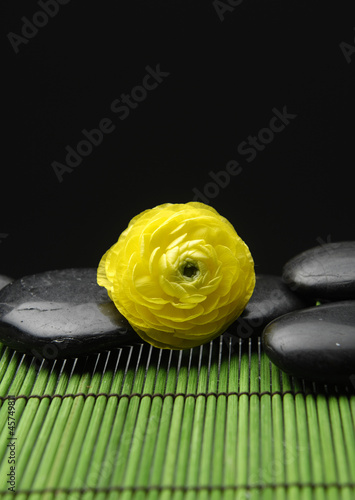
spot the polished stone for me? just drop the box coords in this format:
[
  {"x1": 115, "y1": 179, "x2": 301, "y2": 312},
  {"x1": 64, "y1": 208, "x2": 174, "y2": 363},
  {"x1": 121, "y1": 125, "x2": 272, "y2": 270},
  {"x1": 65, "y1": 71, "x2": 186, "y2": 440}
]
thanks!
[
  {"x1": 229, "y1": 274, "x2": 306, "y2": 338},
  {"x1": 282, "y1": 241, "x2": 355, "y2": 301},
  {"x1": 0, "y1": 274, "x2": 13, "y2": 291},
  {"x1": 0, "y1": 268, "x2": 141, "y2": 359},
  {"x1": 262, "y1": 301, "x2": 355, "y2": 382}
]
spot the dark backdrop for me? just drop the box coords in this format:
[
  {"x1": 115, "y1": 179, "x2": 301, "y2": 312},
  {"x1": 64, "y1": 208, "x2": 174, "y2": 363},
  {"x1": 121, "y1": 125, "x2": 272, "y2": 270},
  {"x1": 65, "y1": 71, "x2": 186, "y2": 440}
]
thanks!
[{"x1": 2, "y1": 1, "x2": 355, "y2": 279}]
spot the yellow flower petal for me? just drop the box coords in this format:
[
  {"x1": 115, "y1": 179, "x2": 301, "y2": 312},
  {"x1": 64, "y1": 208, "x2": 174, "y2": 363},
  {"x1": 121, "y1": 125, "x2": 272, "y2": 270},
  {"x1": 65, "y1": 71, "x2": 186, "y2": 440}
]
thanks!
[{"x1": 97, "y1": 202, "x2": 255, "y2": 349}]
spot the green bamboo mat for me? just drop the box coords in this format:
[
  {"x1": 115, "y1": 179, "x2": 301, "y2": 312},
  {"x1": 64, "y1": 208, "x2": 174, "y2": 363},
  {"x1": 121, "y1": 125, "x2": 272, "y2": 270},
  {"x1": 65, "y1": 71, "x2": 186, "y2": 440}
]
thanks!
[{"x1": 0, "y1": 336, "x2": 355, "y2": 500}]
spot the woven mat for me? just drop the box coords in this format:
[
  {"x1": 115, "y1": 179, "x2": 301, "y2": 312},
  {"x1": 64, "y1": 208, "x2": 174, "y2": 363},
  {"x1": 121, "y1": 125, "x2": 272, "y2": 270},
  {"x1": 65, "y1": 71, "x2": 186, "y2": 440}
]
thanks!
[{"x1": 0, "y1": 335, "x2": 355, "y2": 499}]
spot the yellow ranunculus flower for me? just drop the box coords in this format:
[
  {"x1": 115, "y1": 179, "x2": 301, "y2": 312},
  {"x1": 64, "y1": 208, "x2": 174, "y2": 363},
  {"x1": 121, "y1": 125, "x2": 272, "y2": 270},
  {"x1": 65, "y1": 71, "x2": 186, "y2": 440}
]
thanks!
[{"x1": 97, "y1": 202, "x2": 255, "y2": 349}]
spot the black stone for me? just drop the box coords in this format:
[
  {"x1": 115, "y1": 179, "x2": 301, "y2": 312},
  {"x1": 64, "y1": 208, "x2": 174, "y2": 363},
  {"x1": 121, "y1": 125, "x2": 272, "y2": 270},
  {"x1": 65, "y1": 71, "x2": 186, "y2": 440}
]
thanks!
[
  {"x1": 0, "y1": 268, "x2": 141, "y2": 359},
  {"x1": 282, "y1": 241, "x2": 355, "y2": 301},
  {"x1": 228, "y1": 274, "x2": 306, "y2": 338},
  {"x1": 262, "y1": 301, "x2": 355, "y2": 382},
  {"x1": 0, "y1": 274, "x2": 13, "y2": 291}
]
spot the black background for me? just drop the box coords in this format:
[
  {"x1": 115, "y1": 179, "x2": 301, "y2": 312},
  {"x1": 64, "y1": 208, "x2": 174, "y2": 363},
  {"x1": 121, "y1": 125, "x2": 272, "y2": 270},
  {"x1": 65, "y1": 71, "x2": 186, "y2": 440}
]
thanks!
[{"x1": 2, "y1": 1, "x2": 355, "y2": 279}]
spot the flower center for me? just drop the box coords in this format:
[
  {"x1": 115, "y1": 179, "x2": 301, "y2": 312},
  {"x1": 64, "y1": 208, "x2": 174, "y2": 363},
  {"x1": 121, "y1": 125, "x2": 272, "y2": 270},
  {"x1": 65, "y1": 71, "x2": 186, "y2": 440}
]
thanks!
[{"x1": 180, "y1": 261, "x2": 199, "y2": 280}]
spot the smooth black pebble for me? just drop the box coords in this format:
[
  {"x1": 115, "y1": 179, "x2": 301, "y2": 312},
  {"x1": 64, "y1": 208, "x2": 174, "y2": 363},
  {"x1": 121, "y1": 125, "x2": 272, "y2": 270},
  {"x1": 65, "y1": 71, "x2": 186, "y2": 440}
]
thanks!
[
  {"x1": 282, "y1": 241, "x2": 355, "y2": 301},
  {"x1": 0, "y1": 274, "x2": 13, "y2": 291},
  {"x1": 229, "y1": 274, "x2": 306, "y2": 338},
  {"x1": 0, "y1": 268, "x2": 141, "y2": 359},
  {"x1": 262, "y1": 301, "x2": 355, "y2": 382}
]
